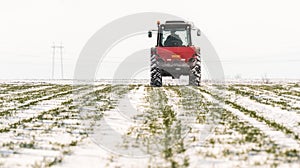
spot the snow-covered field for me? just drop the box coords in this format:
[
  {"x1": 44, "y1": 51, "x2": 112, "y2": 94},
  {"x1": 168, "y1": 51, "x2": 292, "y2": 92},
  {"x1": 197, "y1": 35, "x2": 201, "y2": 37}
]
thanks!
[{"x1": 0, "y1": 80, "x2": 300, "y2": 168}]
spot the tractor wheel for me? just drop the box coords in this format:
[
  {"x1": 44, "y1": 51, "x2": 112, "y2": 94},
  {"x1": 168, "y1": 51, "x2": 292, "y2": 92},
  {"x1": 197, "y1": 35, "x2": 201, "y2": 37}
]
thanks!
[
  {"x1": 150, "y1": 54, "x2": 162, "y2": 87},
  {"x1": 189, "y1": 55, "x2": 201, "y2": 86}
]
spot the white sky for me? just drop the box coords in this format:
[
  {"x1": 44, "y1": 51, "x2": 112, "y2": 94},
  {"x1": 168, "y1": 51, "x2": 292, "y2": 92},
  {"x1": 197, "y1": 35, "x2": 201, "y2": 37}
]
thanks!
[{"x1": 0, "y1": 0, "x2": 300, "y2": 79}]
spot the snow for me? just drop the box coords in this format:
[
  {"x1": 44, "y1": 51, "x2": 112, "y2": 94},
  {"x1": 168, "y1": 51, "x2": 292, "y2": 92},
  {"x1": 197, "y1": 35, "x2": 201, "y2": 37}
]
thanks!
[{"x1": 0, "y1": 81, "x2": 299, "y2": 167}]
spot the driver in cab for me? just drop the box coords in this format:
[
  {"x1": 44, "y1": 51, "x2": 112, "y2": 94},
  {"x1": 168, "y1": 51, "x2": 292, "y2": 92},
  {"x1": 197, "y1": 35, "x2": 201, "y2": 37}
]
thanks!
[{"x1": 164, "y1": 30, "x2": 183, "y2": 47}]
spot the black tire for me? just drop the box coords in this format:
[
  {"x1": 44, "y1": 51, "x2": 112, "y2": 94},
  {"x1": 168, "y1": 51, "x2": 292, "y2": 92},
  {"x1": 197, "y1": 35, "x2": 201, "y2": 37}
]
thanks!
[
  {"x1": 189, "y1": 55, "x2": 201, "y2": 86},
  {"x1": 150, "y1": 54, "x2": 162, "y2": 87}
]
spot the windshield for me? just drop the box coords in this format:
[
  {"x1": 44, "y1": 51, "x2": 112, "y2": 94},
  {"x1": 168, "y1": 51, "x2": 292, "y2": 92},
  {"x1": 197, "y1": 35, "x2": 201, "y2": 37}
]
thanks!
[
  {"x1": 158, "y1": 25, "x2": 191, "y2": 47},
  {"x1": 162, "y1": 30, "x2": 188, "y2": 47}
]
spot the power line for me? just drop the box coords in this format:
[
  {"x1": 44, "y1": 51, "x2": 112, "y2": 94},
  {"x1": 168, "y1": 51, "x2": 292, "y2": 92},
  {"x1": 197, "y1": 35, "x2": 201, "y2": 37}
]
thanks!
[{"x1": 51, "y1": 43, "x2": 64, "y2": 79}]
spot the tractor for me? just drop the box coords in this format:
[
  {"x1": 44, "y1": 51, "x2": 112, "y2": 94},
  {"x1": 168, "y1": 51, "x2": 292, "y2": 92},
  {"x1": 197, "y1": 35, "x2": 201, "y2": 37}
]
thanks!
[{"x1": 148, "y1": 20, "x2": 201, "y2": 87}]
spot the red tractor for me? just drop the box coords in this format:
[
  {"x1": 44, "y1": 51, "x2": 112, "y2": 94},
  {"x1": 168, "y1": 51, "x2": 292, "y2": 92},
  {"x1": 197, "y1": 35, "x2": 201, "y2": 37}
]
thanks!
[{"x1": 148, "y1": 20, "x2": 201, "y2": 87}]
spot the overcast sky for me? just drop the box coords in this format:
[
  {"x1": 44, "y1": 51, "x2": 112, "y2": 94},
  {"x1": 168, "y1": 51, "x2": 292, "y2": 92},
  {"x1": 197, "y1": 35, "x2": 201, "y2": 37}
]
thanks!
[{"x1": 0, "y1": 0, "x2": 300, "y2": 79}]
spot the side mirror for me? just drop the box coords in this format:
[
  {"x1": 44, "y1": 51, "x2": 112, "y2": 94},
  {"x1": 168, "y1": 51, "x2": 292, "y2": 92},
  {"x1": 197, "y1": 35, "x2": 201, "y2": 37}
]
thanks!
[
  {"x1": 197, "y1": 29, "x2": 201, "y2": 36},
  {"x1": 148, "y1": 31, "x2": 152, "y2": 38}
]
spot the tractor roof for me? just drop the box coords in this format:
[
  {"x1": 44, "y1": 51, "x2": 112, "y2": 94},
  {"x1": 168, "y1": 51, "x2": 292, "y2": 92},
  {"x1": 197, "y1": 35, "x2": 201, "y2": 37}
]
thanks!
[
  {"x1": 161, "y1": 21, "x2": 190, "y2": 30},
  {"x1": 165, "y1": 20, "x2": 186, "y2": 24}
]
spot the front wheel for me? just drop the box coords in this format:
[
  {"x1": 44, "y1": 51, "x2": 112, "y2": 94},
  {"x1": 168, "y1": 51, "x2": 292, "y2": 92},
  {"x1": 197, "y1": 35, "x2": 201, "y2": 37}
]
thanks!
[
  {"x1": 189, "y1": 55, "x2": 201, "y2": 86},
  {"x1": 150, "y1": 54, "x2": 162, "y2": 87}
]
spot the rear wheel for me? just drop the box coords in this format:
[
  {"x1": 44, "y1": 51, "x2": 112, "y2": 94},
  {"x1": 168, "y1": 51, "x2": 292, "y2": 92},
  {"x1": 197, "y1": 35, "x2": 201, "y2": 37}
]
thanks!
[
  {"x1": 150, "y1": 54, "x2": 162, "y2": 87},
  {"x1": 189, "y1": 55, "x2": 201, "y2": 86}
]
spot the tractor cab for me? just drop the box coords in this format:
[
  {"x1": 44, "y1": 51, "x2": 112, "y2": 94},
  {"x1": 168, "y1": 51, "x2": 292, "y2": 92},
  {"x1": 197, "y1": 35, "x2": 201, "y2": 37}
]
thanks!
[
  {"x1": 148, "y1": 20, "x2": 200, "y2": 47},
  {"x1": 158, "y1": 21, "x2": 192, "y2": 47}
]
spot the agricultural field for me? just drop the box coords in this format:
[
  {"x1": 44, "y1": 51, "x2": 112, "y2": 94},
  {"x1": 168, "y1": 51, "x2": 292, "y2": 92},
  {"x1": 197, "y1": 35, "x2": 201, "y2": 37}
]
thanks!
[{"x1": 0, "y1": 80, "x2": 300, "y2": 168}]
